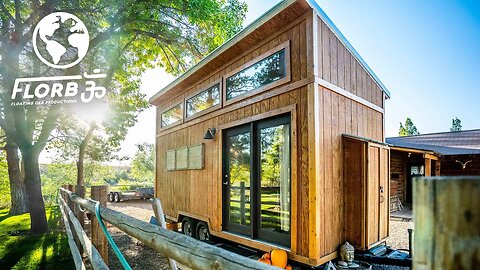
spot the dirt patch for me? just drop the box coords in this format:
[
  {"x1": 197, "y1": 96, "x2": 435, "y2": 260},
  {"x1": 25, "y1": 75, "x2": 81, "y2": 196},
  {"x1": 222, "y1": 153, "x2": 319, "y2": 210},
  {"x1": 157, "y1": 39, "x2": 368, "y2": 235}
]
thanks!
[
  {"x1": 106, "y1": 200, "x2": 171, "y2": 269},
  {"x1": 104, "y1": 201, "x2": 413, "y2": 269}
]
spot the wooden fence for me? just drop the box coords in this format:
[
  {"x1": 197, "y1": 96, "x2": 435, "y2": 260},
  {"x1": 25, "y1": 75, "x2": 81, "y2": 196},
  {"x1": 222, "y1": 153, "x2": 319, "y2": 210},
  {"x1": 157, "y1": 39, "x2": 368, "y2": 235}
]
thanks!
[
  {"x1": 413, "y1": 176, "x2": 480, "y2": 270},
  {"x1": 58, "y1": 186, "x2": 281, "y2": 270}
]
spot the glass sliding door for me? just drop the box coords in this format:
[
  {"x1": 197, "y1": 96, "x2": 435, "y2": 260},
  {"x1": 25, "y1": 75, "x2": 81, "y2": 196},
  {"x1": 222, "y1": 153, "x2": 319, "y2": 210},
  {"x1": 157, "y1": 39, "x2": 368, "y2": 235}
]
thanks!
[
  {"x1": 257, "y1": 117, "x2": 290, "y2": 247},
  {"x1": 223, "y1": 125, "x2": 252, "y2": 236},
  {"x1": 222, "y1": 114, "x2": 291, "y2": 247}
]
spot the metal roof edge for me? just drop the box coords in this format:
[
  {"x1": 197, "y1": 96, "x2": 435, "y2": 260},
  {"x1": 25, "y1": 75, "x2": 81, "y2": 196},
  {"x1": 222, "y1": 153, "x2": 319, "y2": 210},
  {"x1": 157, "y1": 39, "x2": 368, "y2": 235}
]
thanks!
[
  {"x1": 306, "y1": 0, "x2": 391, "y2": 98},
  {"x1": 148, "y1": 0, "x2": 297, "y2": 105}
]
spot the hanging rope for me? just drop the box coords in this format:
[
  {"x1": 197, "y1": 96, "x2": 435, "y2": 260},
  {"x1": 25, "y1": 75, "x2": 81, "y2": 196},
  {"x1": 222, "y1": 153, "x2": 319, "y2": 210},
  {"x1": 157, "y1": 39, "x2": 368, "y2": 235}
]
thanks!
[{"x1": 94, "y1": 201, "x2": 132, "y2": 270}]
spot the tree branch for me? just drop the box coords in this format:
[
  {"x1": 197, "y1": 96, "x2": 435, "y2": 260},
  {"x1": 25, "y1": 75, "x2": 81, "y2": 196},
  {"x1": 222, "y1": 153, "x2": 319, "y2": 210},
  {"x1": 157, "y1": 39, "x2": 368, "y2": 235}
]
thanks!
[
  {"x1": 0, "y1": 0, "x2": 16, "y2": 25},
  {"x1": 34, "y1": 106, "x2": 60, "y2": 152}
]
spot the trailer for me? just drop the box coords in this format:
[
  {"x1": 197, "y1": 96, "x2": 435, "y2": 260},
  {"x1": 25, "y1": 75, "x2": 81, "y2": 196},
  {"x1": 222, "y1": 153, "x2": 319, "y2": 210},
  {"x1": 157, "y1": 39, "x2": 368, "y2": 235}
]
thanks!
[
  {"x1": 149, "y1": 0, "x2": 391, "y2": 267},
  {"x1": 108, "y1": 186, "x2": 154, "y2": 203}
]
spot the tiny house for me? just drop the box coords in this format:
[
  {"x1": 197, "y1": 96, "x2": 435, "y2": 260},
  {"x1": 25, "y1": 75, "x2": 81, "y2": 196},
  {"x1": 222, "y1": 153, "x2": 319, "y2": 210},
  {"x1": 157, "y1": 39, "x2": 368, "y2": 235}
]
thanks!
[{"x1": 149, "y1": 0, "x2": 391, "y2": 266}]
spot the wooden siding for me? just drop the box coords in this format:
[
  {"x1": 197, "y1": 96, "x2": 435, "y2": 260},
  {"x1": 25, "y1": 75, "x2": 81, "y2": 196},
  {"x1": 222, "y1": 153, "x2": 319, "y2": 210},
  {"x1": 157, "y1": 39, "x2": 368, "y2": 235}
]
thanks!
[
  {"x1": 315, "y1": 17, "x2": 384, "y2": 108},
  {"x1": 155, "y1": 6, "x2": 388, "y2": 266},
  {"x1": 390, "y1": 151, "x2": 407, "y2": 205},
  {"x1": 440, "y1": 156, "x2": 480, "y2": 176},
  {"x1": 314, "y1": 85, "x2": 384, "y2": 255},
  {"x1": 156, "y1": 87, "x2": 312, "y2": 256}
]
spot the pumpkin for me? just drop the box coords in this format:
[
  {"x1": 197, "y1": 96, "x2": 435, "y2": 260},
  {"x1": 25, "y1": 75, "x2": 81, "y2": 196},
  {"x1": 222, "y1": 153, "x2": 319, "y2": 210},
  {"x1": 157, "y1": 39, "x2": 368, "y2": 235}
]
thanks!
[
  {"x1": 258, "y1": 257, "x2": 272, "y2": 265},
  {"x1": 262, "y1": 253, "x2": 271, "y2": 260},
  {"x1": 270, "y1": 249, "x2": 288, "y2": 268},
  {"x1": 285, "y1": 265, "x2": 292, "y2": 270}
]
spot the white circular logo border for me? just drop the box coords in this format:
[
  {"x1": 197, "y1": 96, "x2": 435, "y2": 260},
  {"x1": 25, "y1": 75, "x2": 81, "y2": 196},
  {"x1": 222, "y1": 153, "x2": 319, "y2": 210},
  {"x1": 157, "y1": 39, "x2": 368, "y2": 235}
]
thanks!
[{"x1": 32, "y1": 12, "x2": 89, "y2": 69}]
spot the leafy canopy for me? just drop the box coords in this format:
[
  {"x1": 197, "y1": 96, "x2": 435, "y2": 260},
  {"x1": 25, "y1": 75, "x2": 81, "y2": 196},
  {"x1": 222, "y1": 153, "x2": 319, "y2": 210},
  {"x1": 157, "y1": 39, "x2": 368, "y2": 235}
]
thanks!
[
  {"x1": 450, "y1": 117, "x2": 462, "y2": 132},
  {"x1": 130, "y1": 143, "x2": 155, "y2": 182},
  {"x1": 399, "y1": 117, "x2": 420, "y2": 136}
]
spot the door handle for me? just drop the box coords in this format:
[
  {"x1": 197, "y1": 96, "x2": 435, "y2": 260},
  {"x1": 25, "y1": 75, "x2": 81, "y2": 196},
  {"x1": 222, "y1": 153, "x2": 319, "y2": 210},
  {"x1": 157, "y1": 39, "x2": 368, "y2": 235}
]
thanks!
[{"x1": 223, "y1": 181, "x2": 229, "y2": 185}]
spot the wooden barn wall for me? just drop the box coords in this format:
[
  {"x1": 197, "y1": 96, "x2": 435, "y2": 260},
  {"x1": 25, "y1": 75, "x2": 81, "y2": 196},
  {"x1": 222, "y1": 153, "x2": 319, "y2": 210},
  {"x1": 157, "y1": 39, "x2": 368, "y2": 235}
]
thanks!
[
  {"x1": 315, "y1": 85, "x2": 383, "y2": 257},
  {"x1": 315, "y1": 18, "x2": 384, "y2": 108},
  {"x1": 390, "y1": 151, "x2": 407, "y2": 204},
  {"x1": 440, "y1": 155, "x2": 480, "y2": 176},
  {"x1": 156, "y1": 16, "x2": 314, "y2": 258}
]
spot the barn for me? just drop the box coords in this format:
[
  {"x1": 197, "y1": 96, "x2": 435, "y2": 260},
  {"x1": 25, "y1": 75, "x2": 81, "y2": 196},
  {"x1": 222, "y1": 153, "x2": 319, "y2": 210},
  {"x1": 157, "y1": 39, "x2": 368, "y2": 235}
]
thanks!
[
  {"x1": 149, "y1": 0, "x2": 391, "y2": 266},
  {"x1": 387, "y1": 129, "x2": 480, "y2": 211}
]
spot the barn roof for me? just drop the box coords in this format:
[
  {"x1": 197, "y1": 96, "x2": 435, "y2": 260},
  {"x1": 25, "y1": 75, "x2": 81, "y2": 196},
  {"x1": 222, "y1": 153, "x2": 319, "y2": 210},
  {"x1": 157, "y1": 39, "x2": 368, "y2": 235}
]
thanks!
[
  {"x1": 386, "y1": 129, "x2": 480, "y2": 156},
  {"x1": 149, "y1": 0, "x2": 391, "y2": 105}
]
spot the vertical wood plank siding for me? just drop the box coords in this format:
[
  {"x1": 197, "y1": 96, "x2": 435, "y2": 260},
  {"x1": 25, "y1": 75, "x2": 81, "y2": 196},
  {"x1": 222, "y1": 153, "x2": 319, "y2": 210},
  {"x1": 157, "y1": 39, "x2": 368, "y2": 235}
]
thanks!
[{"x1": 155, "y1": 6, "x2": 388, "y2": 266}]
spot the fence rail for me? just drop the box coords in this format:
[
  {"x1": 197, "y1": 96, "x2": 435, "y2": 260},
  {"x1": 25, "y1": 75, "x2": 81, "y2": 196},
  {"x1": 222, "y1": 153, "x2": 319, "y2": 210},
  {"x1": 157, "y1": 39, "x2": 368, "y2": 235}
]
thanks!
[{"x1": 59, "y1": 187, "x2": 281, "y2": 270}]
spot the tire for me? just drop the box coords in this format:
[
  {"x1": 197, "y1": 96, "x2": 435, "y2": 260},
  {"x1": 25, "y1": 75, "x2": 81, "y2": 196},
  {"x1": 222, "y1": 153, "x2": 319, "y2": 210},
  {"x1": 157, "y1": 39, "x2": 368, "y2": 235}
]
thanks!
[
  {"x1": 196, "y1": 221, "x2": 211, "y2": 241},
  {"x1": 114, "y1": 192, "x2": 121, "y2": 203},
  {"x1": 182, "y1": 217, "x2": 197, "y2": 238},
  {"x1": 108, "y1": 192, "x2": 114, "y2": 202}
]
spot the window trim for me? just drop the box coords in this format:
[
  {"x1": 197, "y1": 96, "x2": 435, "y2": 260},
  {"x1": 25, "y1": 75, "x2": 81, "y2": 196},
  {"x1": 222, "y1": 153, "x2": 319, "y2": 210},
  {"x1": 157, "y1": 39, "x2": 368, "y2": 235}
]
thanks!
[
  {"x1": 222, "y1": 40, "x2": 291, "y2": 106},
  {"x1": 184, "y1": 79, "x2": 222, "y2": 120},
  {"x1": 159, "y1": 102, "x2": 184, "y2": 129}
]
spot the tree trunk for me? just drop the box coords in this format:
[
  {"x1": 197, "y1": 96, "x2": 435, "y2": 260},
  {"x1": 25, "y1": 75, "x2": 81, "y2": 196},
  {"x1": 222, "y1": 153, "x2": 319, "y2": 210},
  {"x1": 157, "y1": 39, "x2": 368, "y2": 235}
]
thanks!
[
  {"x1": 6, "y1": 143, "x2": 29, "y2": 215},
  {"x1": 77, "y1": 123, "x2": 95, "y2": 186},
  {"x1": 21, "y1": 147, "x2": 48, "y2": 233}
]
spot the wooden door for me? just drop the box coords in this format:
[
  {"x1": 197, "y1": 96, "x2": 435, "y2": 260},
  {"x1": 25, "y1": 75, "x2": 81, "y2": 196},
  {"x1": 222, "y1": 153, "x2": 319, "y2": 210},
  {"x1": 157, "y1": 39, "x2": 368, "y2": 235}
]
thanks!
[
  {"x1": 367, "y1": 144, "x2": 390, "y2": 246},
  {"x1": 379, "y1": 147, "x2": 390, "y2": 240}
]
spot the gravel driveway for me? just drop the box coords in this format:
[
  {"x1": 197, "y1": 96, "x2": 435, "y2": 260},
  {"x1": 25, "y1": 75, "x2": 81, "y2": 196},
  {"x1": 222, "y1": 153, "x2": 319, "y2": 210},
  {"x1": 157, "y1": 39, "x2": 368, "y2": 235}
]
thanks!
[{"x1": 105, "y1": 200, "x2": 412, "y2": 269}]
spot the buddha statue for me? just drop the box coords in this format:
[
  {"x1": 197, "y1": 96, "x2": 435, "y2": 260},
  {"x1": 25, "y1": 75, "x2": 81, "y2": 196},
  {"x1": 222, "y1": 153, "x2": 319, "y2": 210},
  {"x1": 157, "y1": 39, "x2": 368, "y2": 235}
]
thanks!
[{"x1": 337, "y1": 242, "x2": 359, "y2": 269}]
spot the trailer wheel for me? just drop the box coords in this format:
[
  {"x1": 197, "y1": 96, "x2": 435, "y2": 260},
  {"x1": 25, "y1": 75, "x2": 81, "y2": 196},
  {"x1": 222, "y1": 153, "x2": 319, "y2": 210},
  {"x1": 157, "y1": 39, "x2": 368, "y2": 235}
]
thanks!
[
  {"x1": 108, "y1": 192, "x2": 114, "y2": 202},
  {"x1": 114, "y1": 192, "x2": 121, "y2": 203},
  {"x1": 182, "y1": 217, "x2": 197, "y2": 238},
  {"x1": 196, "y1": 221, "x2": 210, "y2": 241}
]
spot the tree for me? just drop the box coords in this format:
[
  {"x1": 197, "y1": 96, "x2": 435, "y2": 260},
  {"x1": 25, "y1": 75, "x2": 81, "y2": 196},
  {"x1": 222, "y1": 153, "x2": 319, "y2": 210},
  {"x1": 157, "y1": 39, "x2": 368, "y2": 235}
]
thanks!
[
  {"x1": 450, "y1": 117, "x2": 462, "y2": 132},
  {"x1": 0, "y1": 130, "x2": 28, "y2": 215},
  {"x1": 0, "y1": 0, "x2": 246, "y2": 233},
  {"x1": 130, "y1": 143, "x2": 155, "y2": 182},
  {"x1": 399, "y1": 117, "x2": 420, "y2": 136}
]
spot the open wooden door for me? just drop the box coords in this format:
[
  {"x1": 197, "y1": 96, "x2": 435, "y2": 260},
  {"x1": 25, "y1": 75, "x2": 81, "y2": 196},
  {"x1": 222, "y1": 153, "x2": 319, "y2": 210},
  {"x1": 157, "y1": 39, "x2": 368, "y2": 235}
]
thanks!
[{"x1": 343, "y1": 135, "x2": 390, "y2": 250}]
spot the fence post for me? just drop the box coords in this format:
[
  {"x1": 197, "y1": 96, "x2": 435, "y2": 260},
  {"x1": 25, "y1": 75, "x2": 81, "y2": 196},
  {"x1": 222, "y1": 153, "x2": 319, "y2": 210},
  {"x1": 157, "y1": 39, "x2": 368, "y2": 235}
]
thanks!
[
  {"x1": 91, "y1": 185, "x2": 109, "y2": 265},
  {"x1": 413, "y1": 176, "x2": 480, "y2": 270},
  {"x1": 152, "y1": 198, "x2": 178, "y2": 270},
  {"x1": 74, "y1": 185, "x2": 86, "y2": 255},
  {"x1": 240, "y1": 181, "x2": 246, "y2": 225},
  {"x1": 74, "y1": 185, "x2": 86, "y2": 228},
  {"x1": 67, "y1": 184, "x2": 74, "y2": 210}
]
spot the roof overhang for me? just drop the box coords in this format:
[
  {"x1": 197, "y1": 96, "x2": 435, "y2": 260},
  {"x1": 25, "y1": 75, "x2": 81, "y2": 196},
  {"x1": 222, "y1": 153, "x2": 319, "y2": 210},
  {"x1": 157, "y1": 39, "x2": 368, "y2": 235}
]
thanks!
[
  {"x1": 390, "y1": 146, "x2": 442, "y2": 158},
  {"x1": 149, "y1": 0, "x2": 391, "y2": 106}
]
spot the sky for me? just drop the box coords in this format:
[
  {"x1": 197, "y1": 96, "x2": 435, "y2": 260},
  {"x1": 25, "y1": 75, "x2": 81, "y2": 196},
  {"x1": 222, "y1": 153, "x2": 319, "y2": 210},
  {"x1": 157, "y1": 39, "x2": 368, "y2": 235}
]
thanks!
[{"x1": 115, "y1": 0, "x2": 480, "y2": 164}]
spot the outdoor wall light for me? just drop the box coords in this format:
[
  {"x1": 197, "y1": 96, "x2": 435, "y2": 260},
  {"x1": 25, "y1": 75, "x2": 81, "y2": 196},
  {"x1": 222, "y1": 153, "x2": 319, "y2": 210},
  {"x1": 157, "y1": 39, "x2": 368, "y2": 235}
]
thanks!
[{"x1": 204, "y1": 128, "x2": 216, "y2": 140}]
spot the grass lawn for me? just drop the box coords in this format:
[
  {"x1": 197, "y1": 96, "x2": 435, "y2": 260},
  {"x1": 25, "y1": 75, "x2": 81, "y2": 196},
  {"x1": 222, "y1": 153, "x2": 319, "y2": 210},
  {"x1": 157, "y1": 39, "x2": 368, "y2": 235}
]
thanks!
[{"x1": 0, "y1": 206, "x2": 75, "y2": 269}]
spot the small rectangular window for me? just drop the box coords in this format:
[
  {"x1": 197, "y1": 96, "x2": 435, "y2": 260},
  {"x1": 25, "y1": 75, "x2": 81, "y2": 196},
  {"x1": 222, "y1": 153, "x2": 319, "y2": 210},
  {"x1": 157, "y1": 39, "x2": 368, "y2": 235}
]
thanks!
[
  {"x1": 175, "y1": 147, "x2": 188, "y2": 170},
  {"x1": 186, "y1": 84, "x2": 220, "y2": 117},
  {"x1": 161, "y1": 103, "x2": 183, "y2": 127},
  {"x1": 166, "y1": 150, "x2": 176, "y2": 171},
  {"x1": 166, "y1": 144, "x2": 205, "y2": 171},
  {"x1": 188, "y1": 144, "x2": 204, "y2": 169},
  {"x1": 226, "y1": 49, "x2": 286, "y2": 100}
]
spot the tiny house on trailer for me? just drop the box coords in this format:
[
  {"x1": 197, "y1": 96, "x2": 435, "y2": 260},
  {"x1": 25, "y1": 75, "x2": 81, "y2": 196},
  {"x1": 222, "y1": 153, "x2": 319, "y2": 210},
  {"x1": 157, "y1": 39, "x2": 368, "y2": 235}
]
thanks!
[{"x1": 149, "y1": 0, "x2": 391, "y2": 267}]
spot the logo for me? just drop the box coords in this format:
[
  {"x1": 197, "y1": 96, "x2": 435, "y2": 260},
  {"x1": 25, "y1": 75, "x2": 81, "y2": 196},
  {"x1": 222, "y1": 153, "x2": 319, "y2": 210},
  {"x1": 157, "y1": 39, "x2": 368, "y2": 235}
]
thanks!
[
  {"x1": 32, "y1": 12, "x2": 89, "y2": 69},
  {"x1": 10, "y1": 12, "x2": 106, "y2": 107}
]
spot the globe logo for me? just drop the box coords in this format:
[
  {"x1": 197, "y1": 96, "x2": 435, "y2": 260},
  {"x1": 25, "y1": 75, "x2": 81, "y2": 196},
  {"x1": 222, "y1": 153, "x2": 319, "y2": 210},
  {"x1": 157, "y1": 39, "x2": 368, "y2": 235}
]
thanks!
[{"x1": 32, "y1": 12, "x2": 89, "y2": 69}]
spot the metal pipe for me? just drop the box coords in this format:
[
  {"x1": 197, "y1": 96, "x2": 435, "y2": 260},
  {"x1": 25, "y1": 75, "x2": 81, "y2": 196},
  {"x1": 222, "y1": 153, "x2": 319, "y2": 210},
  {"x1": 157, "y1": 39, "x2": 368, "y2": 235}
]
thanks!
[{"x1": 408, "y1": 228, "x2": 414, "y2": 258}]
